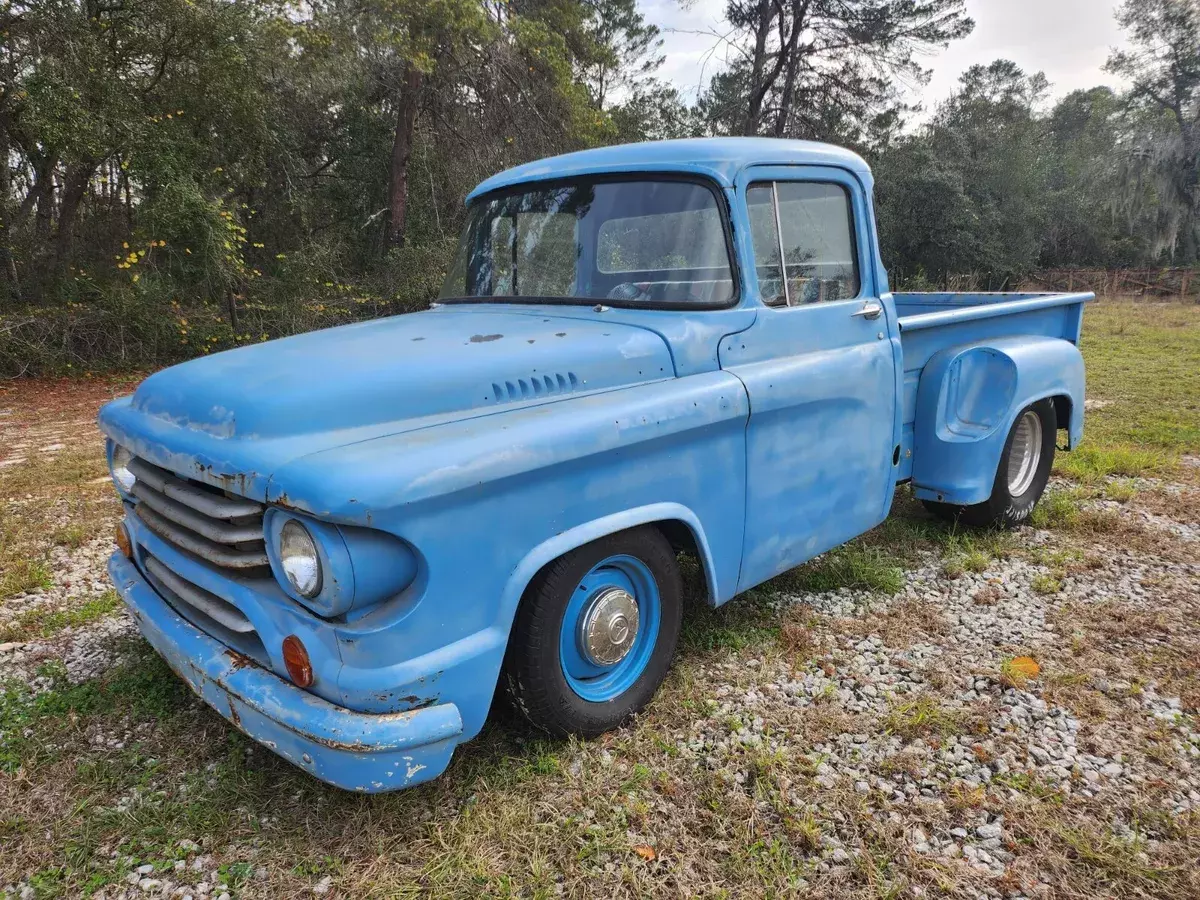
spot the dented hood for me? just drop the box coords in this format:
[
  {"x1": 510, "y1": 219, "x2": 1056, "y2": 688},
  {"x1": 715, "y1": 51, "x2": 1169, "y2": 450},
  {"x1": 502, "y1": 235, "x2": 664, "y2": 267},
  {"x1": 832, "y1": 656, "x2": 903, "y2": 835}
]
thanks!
[{"x1": 98, "y1": 307, "x2": 674, "y2": 498}]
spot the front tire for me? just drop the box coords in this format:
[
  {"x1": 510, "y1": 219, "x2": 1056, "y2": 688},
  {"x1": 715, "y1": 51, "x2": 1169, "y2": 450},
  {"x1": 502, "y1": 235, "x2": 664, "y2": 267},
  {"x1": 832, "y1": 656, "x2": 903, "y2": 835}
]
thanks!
[
  {"x1": 502, "y1": 526, "x2": 683, "y2": 738},
  {"x1": 923, "y1": 398, "x2": 1057, "y2": 528}
]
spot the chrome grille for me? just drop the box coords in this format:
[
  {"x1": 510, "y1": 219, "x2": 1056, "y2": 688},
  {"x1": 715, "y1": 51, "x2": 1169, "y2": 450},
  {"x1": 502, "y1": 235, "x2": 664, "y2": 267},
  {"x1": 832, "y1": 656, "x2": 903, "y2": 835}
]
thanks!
[
  {"x1": 127, "y1": 457, "x2": 268, "y2": 571},
  {"x1": 126, "y1": 456, "x2": 271, "y2": 663},
  {"x1": 141, "y1": 550, "x2": 268, "y2": 664},
  {"x1": 142, "y1": 555, "x2": 255, "y2": 635}
]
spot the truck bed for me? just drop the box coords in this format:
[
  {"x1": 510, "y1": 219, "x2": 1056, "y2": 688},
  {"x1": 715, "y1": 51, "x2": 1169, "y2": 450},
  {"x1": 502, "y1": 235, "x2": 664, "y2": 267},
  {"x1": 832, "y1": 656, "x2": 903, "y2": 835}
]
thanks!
[{"x1": 893, "y1": 291, "x2": 1094, "y2": 481}]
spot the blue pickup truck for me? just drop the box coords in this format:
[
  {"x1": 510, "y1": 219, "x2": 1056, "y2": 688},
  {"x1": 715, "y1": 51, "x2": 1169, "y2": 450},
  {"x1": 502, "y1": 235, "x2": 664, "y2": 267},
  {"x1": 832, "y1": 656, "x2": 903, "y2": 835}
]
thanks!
[{"x1": 99, "y1": 138, "x2": 1092, "y2": 792}]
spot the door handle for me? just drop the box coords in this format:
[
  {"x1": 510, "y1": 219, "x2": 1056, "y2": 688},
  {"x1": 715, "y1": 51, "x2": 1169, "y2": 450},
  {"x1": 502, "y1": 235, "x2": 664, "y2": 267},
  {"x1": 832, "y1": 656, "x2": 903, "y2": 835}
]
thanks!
[{"x1": 851, "y1": 302, "x2": 883, "y2": 321}]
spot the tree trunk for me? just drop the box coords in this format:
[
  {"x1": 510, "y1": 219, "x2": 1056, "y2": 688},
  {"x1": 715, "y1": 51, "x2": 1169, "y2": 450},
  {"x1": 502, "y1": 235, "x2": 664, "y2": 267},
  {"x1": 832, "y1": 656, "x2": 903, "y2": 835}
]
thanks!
[
  {"x1": 388, "y1": 64, "x2": 424, "y2": 249},
  {"x1": 773, "y1": 0, "x2": 807, "y2": 137},
  {"x1": 123, "y1": 170, "x2": 133, "y2": 234},
  {"x1": 742, "y1": 0, "x2": 772, "y2": 135},
  {"x1": 226, "y1": 288, "x2": 240, "y2": 330},
  {"x1": 54, "y1": 162, "x2": 93, "y2": 272},
  {"x1": 0, "y1": 125, "x2": 21, "y2": 303},
  {"x1": 35, "y1": 162, "x2": 57, "y2": 239},
  {"x1": 16, "y1": 153, "x2": 57, "y2": 229}
]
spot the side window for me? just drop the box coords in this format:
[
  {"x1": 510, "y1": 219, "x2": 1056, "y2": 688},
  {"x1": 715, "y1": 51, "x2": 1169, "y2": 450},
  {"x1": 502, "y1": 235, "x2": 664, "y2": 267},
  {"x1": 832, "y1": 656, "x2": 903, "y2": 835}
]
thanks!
[
  {"x1": 746, "y1": 184, "x2": 784, "y2": 306},
  {"x1": 747, "y1": 181, "x2": 861, "y2": 307}
]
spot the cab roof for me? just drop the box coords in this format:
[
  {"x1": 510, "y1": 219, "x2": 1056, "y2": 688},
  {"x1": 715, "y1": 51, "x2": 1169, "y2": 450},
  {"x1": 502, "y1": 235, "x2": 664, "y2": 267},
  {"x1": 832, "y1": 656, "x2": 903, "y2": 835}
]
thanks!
[{"x1": 466, "y1": 137, "x2": 872, "y2": 203}]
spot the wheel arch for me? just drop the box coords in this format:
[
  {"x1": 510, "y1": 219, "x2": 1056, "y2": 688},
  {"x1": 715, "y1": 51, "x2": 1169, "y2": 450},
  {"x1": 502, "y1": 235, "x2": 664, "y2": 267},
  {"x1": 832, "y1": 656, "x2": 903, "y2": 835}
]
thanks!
[
  {"x1": 1050, "y1": 393, "x2": 1076, "y2": 449},
  {"x1": 911, "y1": 336, "x2": 1084, "y2": 506},
  {"x1": 497, "y1": 504, "x2": 720, "y2": 635}
]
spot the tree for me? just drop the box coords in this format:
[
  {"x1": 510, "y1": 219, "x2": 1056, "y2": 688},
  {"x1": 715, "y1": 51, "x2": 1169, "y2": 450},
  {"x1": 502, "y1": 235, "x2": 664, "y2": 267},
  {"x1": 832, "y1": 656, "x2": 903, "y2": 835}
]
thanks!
[
  {"x1": 929, "y1": 62, "x2": 1051, "y2": 285},
  {"x1": 873, "y1": 61, "x2": 1054, "y2": 287},
  {"x1": 1107, "y1": 0, "x2": 1200, "y2": 261},
  {"x1": 0, "y1": 0, "x2": 280, "y2": 301},
  {"x1": 1041, "y1": 87, "x2": 1147, "y2": 267},
  {"x1": 576, "y1": 0, "x2": 664, "y2": 110},
  {"x1": 697, "y1": 0, "x2": 974, "y2": 143},
  {"x1": 873, "y1": 135, "x2": 978, "y2": 285}
]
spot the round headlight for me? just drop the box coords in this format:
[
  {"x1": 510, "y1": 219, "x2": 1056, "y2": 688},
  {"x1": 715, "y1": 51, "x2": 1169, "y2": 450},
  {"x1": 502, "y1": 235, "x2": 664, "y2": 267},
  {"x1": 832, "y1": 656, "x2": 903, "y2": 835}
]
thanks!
[
  {"x1": 279, "y1": 519, "x2": 322, "y2": 598},
  {"x1": 111, "y1": 445, "x2": 136, "y2": 493}
]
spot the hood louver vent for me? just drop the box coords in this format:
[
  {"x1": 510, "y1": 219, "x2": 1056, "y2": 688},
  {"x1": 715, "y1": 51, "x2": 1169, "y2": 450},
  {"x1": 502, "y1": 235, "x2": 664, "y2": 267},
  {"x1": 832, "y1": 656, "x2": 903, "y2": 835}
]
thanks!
[{"x1": 491, "y1": 372, "x2": 580, "y2": 403}]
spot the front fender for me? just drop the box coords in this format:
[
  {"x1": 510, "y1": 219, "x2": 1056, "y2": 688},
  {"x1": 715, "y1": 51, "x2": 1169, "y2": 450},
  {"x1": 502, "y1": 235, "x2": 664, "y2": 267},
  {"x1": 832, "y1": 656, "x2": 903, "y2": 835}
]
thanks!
[
  {"x1": 912, "y1": 336, "x2": 1085, "y2": 506},
  {"x1": 498, "y1": 503, "x2": 723, "y2": 625}
]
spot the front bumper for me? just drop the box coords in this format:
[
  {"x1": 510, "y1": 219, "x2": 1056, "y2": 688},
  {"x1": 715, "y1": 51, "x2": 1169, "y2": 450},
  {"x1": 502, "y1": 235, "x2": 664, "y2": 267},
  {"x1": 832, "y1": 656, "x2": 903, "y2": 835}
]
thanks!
[{"x1": 108, "y1": 552, "x2": 464, "y2": 792}]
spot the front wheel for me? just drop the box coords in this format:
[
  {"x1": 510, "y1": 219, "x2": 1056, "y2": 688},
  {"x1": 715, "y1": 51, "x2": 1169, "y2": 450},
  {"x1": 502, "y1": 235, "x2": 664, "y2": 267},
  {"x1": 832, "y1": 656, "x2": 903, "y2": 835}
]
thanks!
[
  {"x1": 502, "y1": 526, "x2": 683, "y2": 738},
  {"x1": 923, "y1": 398, "x2": 1057, "y2": 529}
]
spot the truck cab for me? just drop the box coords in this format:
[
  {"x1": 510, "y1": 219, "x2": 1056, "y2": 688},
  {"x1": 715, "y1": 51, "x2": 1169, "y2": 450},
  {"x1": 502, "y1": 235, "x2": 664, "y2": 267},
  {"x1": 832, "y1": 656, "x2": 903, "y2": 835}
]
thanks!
[{"x1": 100, "y1": 138, "x2": 1091, "y2": 792}]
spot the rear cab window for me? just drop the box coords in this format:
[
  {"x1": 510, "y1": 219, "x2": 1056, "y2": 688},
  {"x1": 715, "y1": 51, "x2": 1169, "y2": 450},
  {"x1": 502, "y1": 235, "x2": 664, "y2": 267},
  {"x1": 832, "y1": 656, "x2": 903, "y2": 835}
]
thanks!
[{"x1": 746, "y1": 181, "x2": 861, "y2": 307}]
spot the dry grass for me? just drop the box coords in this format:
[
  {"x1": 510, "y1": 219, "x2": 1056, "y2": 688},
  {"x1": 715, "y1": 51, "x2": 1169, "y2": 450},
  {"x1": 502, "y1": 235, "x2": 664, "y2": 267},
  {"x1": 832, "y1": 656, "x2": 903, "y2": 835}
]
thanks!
[
  {"x1": 1004, "y1": 800, "x2": 1200, "y2": 900},
  {"x1": 838, "y1": 597, "x2": 950, "y2": 649},
  {"x1": 0, "y1": 441, "x2": 118, "y2": 611}
]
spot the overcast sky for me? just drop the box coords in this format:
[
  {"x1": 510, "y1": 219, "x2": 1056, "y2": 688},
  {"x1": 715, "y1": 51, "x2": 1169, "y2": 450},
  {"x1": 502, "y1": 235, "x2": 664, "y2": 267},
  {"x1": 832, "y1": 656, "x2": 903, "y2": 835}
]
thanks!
[{"x1": 644, "y1": 0, "x2": 1131, "y2": 115}]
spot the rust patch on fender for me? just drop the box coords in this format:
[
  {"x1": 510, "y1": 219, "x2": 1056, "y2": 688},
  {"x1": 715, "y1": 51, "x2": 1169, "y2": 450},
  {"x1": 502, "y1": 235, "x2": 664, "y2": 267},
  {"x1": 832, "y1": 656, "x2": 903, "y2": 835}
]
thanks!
[
  {"x1": 224, "y1": 648, "x2": 258, "y2": 671},
  {"x1": 226, "y1": 691, "x2": 243, "y2": 728},
  {"x1": 399, "y1": 695, "x2": 439, "y2": 710}
]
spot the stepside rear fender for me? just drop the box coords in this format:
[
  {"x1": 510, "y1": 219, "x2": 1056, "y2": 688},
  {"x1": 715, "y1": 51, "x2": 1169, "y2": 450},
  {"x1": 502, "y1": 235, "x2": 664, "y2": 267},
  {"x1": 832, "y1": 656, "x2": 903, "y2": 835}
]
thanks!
[{"x1": 911, "y1": 336, "x2": 1085, "y2": 506}]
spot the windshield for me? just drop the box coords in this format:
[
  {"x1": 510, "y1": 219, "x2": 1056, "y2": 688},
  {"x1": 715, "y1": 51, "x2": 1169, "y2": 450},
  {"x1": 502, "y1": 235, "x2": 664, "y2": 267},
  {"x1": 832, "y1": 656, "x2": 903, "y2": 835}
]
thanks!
[{"x1": 439, "y1": 178, "x2": 736, "y2": 308}]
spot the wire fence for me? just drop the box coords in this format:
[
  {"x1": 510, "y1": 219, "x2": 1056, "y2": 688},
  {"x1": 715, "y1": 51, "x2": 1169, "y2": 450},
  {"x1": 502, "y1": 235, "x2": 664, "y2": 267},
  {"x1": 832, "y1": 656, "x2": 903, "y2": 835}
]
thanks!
[{"x1": 1017, "y1": 269, "x2": 1200, "y2": 300}]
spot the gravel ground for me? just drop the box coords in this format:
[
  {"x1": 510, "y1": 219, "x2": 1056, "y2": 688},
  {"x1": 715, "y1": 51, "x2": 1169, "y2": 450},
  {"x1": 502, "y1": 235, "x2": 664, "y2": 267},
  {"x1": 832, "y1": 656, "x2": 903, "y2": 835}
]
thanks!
[{"x1": 683, "y1": 538, "x2": 1200, "y2": 889}]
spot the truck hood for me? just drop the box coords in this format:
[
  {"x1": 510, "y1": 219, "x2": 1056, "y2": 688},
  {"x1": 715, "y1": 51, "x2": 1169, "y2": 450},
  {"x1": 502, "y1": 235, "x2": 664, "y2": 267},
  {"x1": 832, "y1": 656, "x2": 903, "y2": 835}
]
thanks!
[
  {"x1": 128, "y1": 308, "x2": 674, "y2": 440},
  {"x1": 99, "y1": 307, "x2": 675, "y2": 498}
]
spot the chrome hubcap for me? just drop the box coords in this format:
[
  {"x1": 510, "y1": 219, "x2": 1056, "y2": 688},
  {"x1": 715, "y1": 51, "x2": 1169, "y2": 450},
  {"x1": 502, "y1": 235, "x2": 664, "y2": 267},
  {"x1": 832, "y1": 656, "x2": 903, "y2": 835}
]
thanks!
[
  {"x1": 1007, "y1": 411, "x2": 1043, "y2": 496},
  {"x1": 580, "y1": 588, "x2": 640, "y2": 666}
]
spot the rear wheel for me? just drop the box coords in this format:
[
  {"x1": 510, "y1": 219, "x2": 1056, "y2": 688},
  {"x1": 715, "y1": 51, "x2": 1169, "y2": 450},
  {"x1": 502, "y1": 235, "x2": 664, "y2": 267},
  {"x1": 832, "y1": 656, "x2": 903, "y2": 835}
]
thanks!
[
  {"x1": 502, "y1": 526, "x2": 683, "y2": 738},
  {"x1": 923, "y1": 398, "x2": 1057, "y2": 529}
]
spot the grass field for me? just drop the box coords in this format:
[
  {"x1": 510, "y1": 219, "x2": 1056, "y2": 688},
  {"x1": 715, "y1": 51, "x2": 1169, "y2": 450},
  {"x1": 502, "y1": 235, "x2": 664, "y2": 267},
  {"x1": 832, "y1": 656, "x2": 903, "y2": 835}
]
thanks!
[
  {"x1": 1059, "y1": 301, "x2": 1200, "y2": 480},
  {"x1": 1, "y1": 299, "x2": 1198, "y2": 899}
]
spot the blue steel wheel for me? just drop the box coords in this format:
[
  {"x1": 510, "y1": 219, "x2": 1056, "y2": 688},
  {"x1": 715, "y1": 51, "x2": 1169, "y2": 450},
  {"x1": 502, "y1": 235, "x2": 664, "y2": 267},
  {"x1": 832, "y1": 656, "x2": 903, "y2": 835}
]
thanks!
[{"x1": 502, "y1": 526, "x2": 683, "y2": 738}]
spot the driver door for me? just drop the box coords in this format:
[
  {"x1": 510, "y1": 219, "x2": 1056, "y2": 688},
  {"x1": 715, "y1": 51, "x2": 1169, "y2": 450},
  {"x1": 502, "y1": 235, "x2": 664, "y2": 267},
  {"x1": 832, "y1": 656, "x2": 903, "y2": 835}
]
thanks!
[{"x1": 721, "y1": 166, "x2": 902, "y2": 592}]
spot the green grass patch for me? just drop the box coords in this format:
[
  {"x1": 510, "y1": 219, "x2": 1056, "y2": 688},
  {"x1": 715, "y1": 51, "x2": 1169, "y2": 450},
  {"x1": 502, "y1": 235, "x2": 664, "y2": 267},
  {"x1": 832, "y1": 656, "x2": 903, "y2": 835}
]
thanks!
[
  {"x1": 0, "y1": 650, "x2": 192, "y2": 773},
  {"x1": 681, "y1": 592, "x2": 780, "y2": 654},
  {"x1": 1030, "y1": 488, "x2": 1084, "y2": 529},
  {"x1": 1103, "y1": 480, "x2": 1140, "y2": 503},
  {"x1": 1032, "y1": 573, "x2": 1064, "y2": 595},
  {"x1": 0, "y1": 558, "x2": 53, "y2": 600},
  {"x1": 1050, "y1": 824, "x2": 1171, "y2": 886},
  {"x1": 52, "y1": 524, "x2": 91, "y2": 549},
  {"x1": 771, "y1": 545, "x2": 905, "y2": 596},
  {"x1": 0, "y1": 590, "x2": 122, "y2": 642},
  {"x1": 992, "y1": 771, "x2": 1063, "y2": 802},
  {"x1": 883, "y1": 694, "x2": 976, "y2": 741},
  {"x1": 1073, "y1": 301, "x2": 1200, "y2": 457},
  {"x1": 940, "y1": 529, "x2": 1017, "y2": 578},
  {"x1": 1057, "y1": 445, "x2": 1172, "y2": 483},
  {"x1": 726, "y1": 837, "x2": 810, "y2": 892}
]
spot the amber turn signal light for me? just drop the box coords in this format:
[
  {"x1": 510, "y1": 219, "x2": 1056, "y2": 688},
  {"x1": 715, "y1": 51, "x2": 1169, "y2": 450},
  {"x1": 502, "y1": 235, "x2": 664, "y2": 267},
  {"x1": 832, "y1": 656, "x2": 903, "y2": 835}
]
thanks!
[
  {"x1": 282, "y1": 635, "x2": 314, "y2": 688},
  {"x1": 115, "y1": 523, "x2": 133, "y2": 559}
]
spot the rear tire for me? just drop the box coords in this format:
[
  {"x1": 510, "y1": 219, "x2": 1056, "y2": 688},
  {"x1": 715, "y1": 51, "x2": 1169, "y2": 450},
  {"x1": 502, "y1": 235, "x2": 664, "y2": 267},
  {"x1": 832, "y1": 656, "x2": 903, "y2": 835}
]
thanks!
[
  {"x1": 922, "y1": 398, "x2": 1057, "y2": 529},
  {"x1": 502, "y1": 526, "x2": 683, "y2": 738}
]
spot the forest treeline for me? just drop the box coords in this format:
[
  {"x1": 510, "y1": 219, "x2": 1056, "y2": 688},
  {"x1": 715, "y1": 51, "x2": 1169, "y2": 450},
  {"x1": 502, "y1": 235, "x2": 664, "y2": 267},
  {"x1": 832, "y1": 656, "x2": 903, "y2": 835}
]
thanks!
[{"x1": 0, "y1": 0, "x2": 1196, "y2": 373}]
